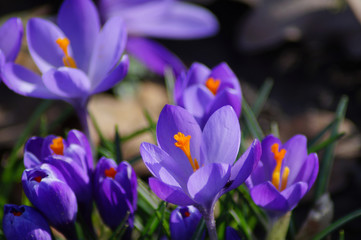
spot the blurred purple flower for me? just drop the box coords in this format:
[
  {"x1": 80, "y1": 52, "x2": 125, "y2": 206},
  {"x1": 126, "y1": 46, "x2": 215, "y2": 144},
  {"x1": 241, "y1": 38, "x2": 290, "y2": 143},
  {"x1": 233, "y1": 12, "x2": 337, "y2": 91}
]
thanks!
[
  {"x1": 94, "y1": 157, "x2": 137, "y2": 231},
  {"x1": 140, "y1": 104, "x2": 261, "y2": 236},
  {"x1": 22, "y1": 164, "x2": 78, "y2": 239},
  {"x1": 3, "y1": 204, "x2": 52, "y2": 240},
  {"x1": 0, "y1": 17, "x2": 23, "y2": 76},
  {"x1": 170, "y1": 205, "x2": 203, "y2": 240},
  {"x1": 225, "y1": 226, "x2": 241, "y2": 240},
  {"x1": 24, "y1": 129, "x2": 93, "y2": 222},
  {"x1": 246, "y1": 135, "x2": 319, "y2": 216},
  {"x1": 98, "y1": 0, "x2": 219, "y2": 76},
  {"x1": 174, "y1": 62, "x2": 242, "y2": 128},
  {"x1": 1, "y1": 0, "x2": 128, "y2": 135}
]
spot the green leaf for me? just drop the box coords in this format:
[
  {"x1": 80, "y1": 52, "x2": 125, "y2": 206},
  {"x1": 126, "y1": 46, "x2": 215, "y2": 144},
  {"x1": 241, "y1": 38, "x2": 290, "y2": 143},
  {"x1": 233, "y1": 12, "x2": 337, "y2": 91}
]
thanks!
[
  {"x1": 242, "y1": 98, "x2": 264, "y2": 140},
  {"x1": 114, "y1": 125, "x2": 123, "y2": 164},
  {"x1": 109, "y1": 212, "x2": 131, "y2": 240},
  {"x1": 308, "y1": 132, "x2": 345, "y2": 153},
  {"x1": 307, "y1": 118, "x2": 337, "y2": 148},
  {"x1": 164, "y1": 66, "x2": 175, "y2": 105},
  {"x1": 252, "y1": 78, "x2": 274, "y2": 117},
  {"x1": 191, "y1": 218, "x2": 206, "y2": 240}
]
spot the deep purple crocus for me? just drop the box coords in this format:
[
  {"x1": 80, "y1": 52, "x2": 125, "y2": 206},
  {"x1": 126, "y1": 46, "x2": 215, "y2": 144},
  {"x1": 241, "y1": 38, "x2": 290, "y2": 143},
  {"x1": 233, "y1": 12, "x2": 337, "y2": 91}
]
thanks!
[
  {"x1": 94, "y1": 157, "x2": 137, "y2": 231},
  {"x1": 246, "y1": 135, "x2": 319, "y2": 216},
  {"x1": 98, "y1": 0, "x2": 219, "y2": 76},
  {"x1": 22, "y1": 163, "x2": 78, "y2": 239},
  {"x1": 225, "y1": 227, "x2": 241, "y2": 240},
  {"x1": 140, "y1": 104, "x2": 261, "y2": 238},
  {"x1": 3, "y1": 204, "x2": 52, "y2": 240},
  {"x1": 170, "y1": 206, "x2": 203, "y2": 240},
  {"x1": 174, "y1": 62, "x2": 242, "y2": 128},
  {"x1": 1, "y1": 0, "x2": 128, "y2": 136},
  {"x1": 0, "y1": 17, "x2": 23, "y2": 75}
]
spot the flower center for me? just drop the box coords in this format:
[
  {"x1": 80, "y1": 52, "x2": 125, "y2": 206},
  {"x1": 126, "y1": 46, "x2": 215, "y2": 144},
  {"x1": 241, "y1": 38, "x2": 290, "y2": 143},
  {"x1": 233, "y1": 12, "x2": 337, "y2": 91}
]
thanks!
[
  {"x1": 50, "y1": 137, "x2": 64, "y2": 155},
  {"x1": 174, "y1": 132, "x2": 199, "y2": 172},
  {"x1": 56, "y1": 37, "x2": 77, "y2": 68},
  {"x1": 10, "y1": 208, "x2": 23, "y2": 217},
  {"x1": 271, "y1": 143, "x2": 289, "y2": 191},
  {"x1": 33, "y1": 176, "x2": 42, "y2": 183},
  {"x1": 205, "y1": 77, "x2": 220, "y2": 95},
  {"x1": 105, "y1": 167, "x2": 117, "y2": 179}
]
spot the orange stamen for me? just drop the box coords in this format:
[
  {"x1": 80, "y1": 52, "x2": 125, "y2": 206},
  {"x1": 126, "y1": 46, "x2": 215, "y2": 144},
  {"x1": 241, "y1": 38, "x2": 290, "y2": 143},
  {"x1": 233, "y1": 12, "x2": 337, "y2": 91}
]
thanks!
[
  {"x1": 205, "y1": 77, "x2": 221, "y2": 95},
  {"x1": 174, "y1": 132, "x2": 199, "y2": 172},
  {"x1": 184, "y1": 211, "x2": 190, "y2": 217},
  {"x1": 12, "y1": 211, "x2": 22, "y2": 217},
  {"x1": 34, "y1": 176, "x2": 42, "y2": 183},
  {"x1": 105, "y1": 167, "x2": 117, "y2": 179},
  {"x1": 56, "y1": 37, "x2": 77, "y2": 68},
  {"x1": 270, "y1": 143, "x2": 289, "y2": 191},
  {"x1": 50, "y1": 137, "x2": 64, "y2": 155}
]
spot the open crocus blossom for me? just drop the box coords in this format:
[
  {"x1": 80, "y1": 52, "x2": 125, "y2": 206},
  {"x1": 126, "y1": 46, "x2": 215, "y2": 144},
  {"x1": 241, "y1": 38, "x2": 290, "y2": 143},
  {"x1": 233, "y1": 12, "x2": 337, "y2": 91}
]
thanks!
[
  {"x1": 94, "y1": 157, "x2": 137, "y2": 231},
  {"x1": 22, "y1": 164, "x2": 78, "y2": 239},
  {"x1": 140, "y1": 104, "x2": 261, "y2": 238},
  {"x1": 98, "y1": 0, "x2": 219, "y2": 76},
  {"x1": 174, "y1": 62, "x2": 242, "y2": 128},
  {"x1": 3, "y1": 204, "x2": 52, "y2": 240},
  {"x1": 1, "y1": 0, "x2": 128, "y2": 135},
  {"x1": 0, "y1": 17, "x2": 23, "y2": 75},
  {"x1": 246, "y1": 135, "x2": 319, "y2": 216},
  {"x1": 170, "y1": 206, "x2": 203, "y2": 240}
]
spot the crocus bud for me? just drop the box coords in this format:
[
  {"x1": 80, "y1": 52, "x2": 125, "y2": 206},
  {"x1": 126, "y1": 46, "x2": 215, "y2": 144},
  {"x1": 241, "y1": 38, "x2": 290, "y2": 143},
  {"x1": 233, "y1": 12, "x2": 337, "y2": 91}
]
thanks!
[
  {"x1": 22, "y1": 163, "x2": 78, "y2": 239},
  {"x1": 2, "y1": 204, "x2": 52, "y2": 240},
  {"x1": 94, "y1": 157, "x2": 137, "y2": 230},
  {"x1": 170, "y1": 206, "x2": 203, "y2": 240}
]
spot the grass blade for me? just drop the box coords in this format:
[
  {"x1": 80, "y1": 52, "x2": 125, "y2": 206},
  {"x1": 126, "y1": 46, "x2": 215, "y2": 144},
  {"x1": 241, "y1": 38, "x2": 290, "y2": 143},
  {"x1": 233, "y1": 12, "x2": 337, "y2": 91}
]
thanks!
[
  {"x1": 242, "y1": 99, "x2": 264, "y2": 140},
  {"x1": 252, "y1": 78, "x2": 274, "y2": 117}
]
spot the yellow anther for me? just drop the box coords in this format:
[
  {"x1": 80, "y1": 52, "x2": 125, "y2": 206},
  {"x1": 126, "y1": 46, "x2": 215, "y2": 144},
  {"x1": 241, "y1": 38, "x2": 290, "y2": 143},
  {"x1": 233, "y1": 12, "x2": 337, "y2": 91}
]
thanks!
[
  {"x1": 56, "y1": 37, "x2": 77, "y2": 68},
  {"x1": 174, "y1": 132, "x2": 199, "y2": 172},
  {"x1": 271, "y1": 143, "x2": 289, "y2": 191},
  {"x1": 205, "y1": 77, "x2": 221, "y2": 95},
  {"x1": 50, "y1": 137, "x2": 64, "y2": 155}
]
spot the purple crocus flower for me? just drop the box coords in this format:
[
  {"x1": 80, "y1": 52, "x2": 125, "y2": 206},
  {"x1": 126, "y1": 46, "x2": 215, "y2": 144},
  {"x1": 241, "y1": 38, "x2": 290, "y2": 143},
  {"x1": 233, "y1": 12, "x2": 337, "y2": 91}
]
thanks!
[
  {"x1": 0, "y1": 17, "x2": 23, "y2": 75},
  {"x1": 174, "y1": 62, "x2": 242, "y2": 128},
  {"x1": 170, "y1": 206, "x2": 203, "y2": 240},
  {"x1": 246, "y1": 135, "x2": 319, "y2": 216},
  {"x1": 140, "y1": 104, "x2": 261, "y2": 238},
  {"x1": 2, "y1": 204, "x2": 52, "y2": 240},
  {"x1": 22, "y1": 163, "x2": 78, "y2": 239},
  {"x1": 23, "y1": 129, "x2": 93, "y2": 224},
  {"x1": 225, "y1": 227, "x2": 241, "y2": 240},
  {"x1": 94, "y1": 157, "x2": 137, "y2": 231},
  {"x1": 98, "y1": 0, "x2": 219, "y2": 76},
  {"x1": 1, "y1": 0, "x2": 128, "y2": 136}
]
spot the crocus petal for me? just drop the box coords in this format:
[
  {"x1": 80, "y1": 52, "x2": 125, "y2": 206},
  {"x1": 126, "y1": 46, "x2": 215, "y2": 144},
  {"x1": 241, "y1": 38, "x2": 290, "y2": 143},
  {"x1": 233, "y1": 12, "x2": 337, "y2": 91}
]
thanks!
[
  {"x1": 210, "y1": 62, "x2": 241, "y2": 93},
  {"x1": 27, "y1": 18, "x2": 68, "y2": 73},
  {"x1": 260, "y1": 135, "x2": 281, "y2": 180},
  {"x1": 249, "y1": 181, "x2": 288, "y2": 212},
  {"x1": 149, "y1": 177, "x2": 195, "y2": 206},
  {"x1": 57, "y1": 0, "x2": 100, "y2": 72},
  {"x1": 140, "y1": 142, "x2": 187, "y2": 188},
  {"x1": 187, "y1": 163, "x2": 231, "y2": 208},
  {"x1": 42, "y1": 67, "x2": 91, "y2": 98},
  {"x1": 182, "y1": 85, "x2": 214, "y2": 125},
  {"x1": 91, "y1": 55, "x2": 129, "y2": 94},
  {"x1": 126, "y1": 1, "x2": 219, "y2": 39},
  {"x1": 24, "y1": 137, "x2": 45, "y2": 168},
  {"x1": 2, "y1": 63, "x2": 59, "y2": 99},
  {"x1": 66, "y1": 129, "x2": 93, "y2": 171},
  {"x1": 225, "y1": 226, "x2": 242, "y2": 240},
  {"x1": 283, "y1": 135, "x2": 308, "y2": 185},
  {"x1": 88, "y1": 16, "x2": 127, "y2": 85},
  {"x1": 0, "y1": 17, "x2": 23, "y2": 61},
  {"x1": 156, "y1": 105, "x2": 202, "y2": 176},
  {"x1": 170, "y1": 206, "x2": 202, "y2": 240},
  {"x1": 126, "y1": 36, "x2": 185, "y2": 76},
  {"x1": 201, "y1": 106, "x2": 240, "y2": 165},
  {"x1": 294, "y1": 153, "x2": 319, "y2": 191},
  {"x1": 225, "y1": 139, "x2": 261, "y2": 192},
  {"x1": 281, "y1": 182, "x2": 308, "y2": 212}
]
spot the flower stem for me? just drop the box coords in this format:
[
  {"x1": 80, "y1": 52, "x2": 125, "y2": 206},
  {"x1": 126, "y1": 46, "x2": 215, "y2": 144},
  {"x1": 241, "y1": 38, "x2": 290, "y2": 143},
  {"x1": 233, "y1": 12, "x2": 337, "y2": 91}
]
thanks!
[
  {"x1": 266, "y1": 211, "x2": 292, "y2": 240},
  {"x1": 75, "y1": 106, "x2": 90, "y2": 141},
  {"x1": 200, "y1": 207, "x2": 218, "y2": 240}
]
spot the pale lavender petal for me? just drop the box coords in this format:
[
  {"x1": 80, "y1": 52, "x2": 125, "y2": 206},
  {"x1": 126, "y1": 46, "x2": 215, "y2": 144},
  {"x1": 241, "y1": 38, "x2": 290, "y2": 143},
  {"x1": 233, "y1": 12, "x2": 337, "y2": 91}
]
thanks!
[
  {"x1": 182, "y1": 85, "x2": 214, "y2": 125},
  {"x1": 210, "y1": 62, "x2": 241, "y2": 93},
  {"x1": 57, "y1": 0, "x2": 100, "y2": 72},
  {"x1": 260, "y1": 135, "x2": 281, "y2": 181},
  {"x1": 42, "y1": 67, "x2": 91, "y2": 98},
  {"x1": 126, "y1": 1, "x2": 219, "y2": 39},
  {"x1": 140, "y1": 142, "x2": 187, "y2": 189},
  {"x1": 245, "y1": 161, "x2": 266, "y2": 189},
  {"x1": 149, "y1": 177, "x2": 195, "y2": 206},
  {"x1": 281, "y1": 182, "x2": 308, "y2": 211},
  {"x1": 66, "y1": 129, "x2": 93, "y2": 171},
  {"x1": 201, "y1": 106, "x2": 240, "y2": 165},
  {"x1": 126, "y1": 36, "x2": 185, "y2": 76},
  {"x1": 249, "y1": 181, "x2": 288, "y2": 212},
  {"x1": 226, "y1": 139, "x2": 261, "y2": 192},
  {"x1": 283, "y1": 135, "x2": 308, "y2": 185},
  {"x1": 2, "y1": 63, "x2": 59, "y2": 99},
  {"x1": 91, "y1": 55, "x2": 129, "y2": 94},
  {"x1": 294, "y1": 153, "x2": 319, "y2": 191},
  {"x1": 156, "y1": 105, "x2": 202, "y2": 177},
  {"x1": 187, "y1": 163, "x2": 231, "y2": 208},
  {"x1": 0, "y1": 17, "x2": 23, "y2": 61},
  {"x1": 27, "y1": 18, "x2": 68, "y2": 73}
]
